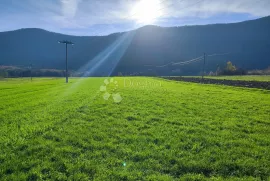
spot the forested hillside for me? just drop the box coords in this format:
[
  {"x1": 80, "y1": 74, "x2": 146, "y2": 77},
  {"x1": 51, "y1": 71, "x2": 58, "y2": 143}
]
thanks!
[{"x1": 1, "y1": 16, "x2": 269, "y2": 76}]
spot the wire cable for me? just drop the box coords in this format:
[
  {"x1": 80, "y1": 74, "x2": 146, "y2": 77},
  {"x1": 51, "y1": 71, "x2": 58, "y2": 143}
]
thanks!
[
  {"x1": 144, "y1": 51, "x2": 232, "y2": 68},
  {"x1": 172, "y1": 56, "x2": 203, "y2": 65},
  {"x1": 207, "y1": 52, "x2": 230, "y2": 57},
  {"x1": 144, "y1": 55, "x2": 203, "y2": 68}
]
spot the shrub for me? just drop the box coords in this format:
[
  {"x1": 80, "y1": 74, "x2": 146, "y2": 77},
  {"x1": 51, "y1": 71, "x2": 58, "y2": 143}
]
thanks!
[{"x1": 217, "y1": 61, "x2": 247, "y2": 75}]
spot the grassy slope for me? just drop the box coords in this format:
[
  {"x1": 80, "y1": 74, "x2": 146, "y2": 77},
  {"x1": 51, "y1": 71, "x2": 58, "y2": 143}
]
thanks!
[
  {"x1": 199, "y1": 76, "x2": 270, "y2": 82},
  {"x1": 0, "y1": 77, "x2": 269, "y2": 180}
]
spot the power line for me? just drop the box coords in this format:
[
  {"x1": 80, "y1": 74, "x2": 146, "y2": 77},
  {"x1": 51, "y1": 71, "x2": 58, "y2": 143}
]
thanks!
[
  {"x1": 144, "y1": 62, "x2": 172, "y2": 68},
  {"x1": 207, "y1": 52, "x2": 230, "y2": 57},
  {"x1": 156, "y1": 62, "x2": 173, "y2": 67},
  {"x1": 175, "y1": 52, "x2": 230, "y2": 65},
  {"x1": 144, "y1": 52, "x2": 229, "y2": 68},
  {"x1": 144, "y1": 55, "x2": 203, "y2": 68},
  {"x1": 173, "y1": 56, "x2": 203, "y2": 65}
]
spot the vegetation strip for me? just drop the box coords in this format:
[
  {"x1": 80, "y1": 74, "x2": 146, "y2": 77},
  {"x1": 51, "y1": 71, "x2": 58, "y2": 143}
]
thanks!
[{"x1": 162, "y1": 77, "x2": 270, "y2": 90}]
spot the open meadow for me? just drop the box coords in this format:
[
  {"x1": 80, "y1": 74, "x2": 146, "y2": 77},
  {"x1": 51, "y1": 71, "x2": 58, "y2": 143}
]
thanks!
[{"x1": 0, "y1": 77, "x2": 269, "y2": 180}]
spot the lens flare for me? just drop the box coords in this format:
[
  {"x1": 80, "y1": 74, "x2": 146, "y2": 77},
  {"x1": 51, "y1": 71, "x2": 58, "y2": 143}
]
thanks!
[{"x1": 131, "y1": 0, "x2": 163, "y2": 24}]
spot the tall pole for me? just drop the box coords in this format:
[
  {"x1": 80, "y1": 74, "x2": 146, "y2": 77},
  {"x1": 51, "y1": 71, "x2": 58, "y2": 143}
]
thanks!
[
  {"x1": 30, "y1": 63, "x2": 32, "y2": 82},
  {"x1": 66, "y1": 43, "x2": 68, "y2": 83},
  {"x1": 59, "y1": 41, "x2": 74, "y2": 83},
  {"x1": 202, "y1": 53, "x2": 206, "y2": 80}
]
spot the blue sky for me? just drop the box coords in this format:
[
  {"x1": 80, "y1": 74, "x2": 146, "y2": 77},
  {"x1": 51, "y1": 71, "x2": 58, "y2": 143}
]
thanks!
[{"x1": 0, "y1": 0, "x2": 269, "y2": 36}]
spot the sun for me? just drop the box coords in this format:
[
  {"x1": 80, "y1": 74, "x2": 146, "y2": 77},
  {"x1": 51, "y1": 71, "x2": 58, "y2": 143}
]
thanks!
[{"x1": 131, "y1": 0, "x2": 163, "y2": 24}]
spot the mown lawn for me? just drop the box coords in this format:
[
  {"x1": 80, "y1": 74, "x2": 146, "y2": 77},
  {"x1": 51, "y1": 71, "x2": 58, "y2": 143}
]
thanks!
[{"x1": 0, "y1": 77, "x2": 269, "y2": 180}]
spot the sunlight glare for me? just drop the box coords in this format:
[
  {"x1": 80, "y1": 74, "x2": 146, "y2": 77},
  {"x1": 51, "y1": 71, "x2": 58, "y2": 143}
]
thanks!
[{"x1": 131, "y1": 0, "x2": 163, "y2": 24}]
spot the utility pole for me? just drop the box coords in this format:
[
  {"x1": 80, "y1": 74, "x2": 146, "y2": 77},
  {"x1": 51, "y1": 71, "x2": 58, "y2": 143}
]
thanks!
[
  {"x1": 30, "y1": 63, "x2": 32, "y2": 82},
  {"x1": 66, "y1": 43, "x2": 68, "y2": 83},
  {"x1": 58, "y1": 40, "x2": 74, "y2": 83},
  {"x1": 202, "y1": 53, "x2": 206, "y2": 80}
]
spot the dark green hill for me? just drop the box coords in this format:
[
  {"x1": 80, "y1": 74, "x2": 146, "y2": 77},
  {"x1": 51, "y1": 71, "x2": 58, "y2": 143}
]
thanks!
[{"x1": 1, "y1": 16, "x2": 270, "y2": 76}]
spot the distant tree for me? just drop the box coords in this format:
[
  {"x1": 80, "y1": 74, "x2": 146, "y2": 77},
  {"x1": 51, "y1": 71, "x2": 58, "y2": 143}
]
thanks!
[
  {"x1": 225, "y1": 61, "x2": 237, "y2": 72},
  {"x1": 217, "y1": 61, "x2": 247, "y2": 75}
]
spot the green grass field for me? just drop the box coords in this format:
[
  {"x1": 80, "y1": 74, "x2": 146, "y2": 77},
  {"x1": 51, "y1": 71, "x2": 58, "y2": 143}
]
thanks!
[
  {"x1": 197, "y1": 76, "x2": 270, "y2": 82},
  {"x1": 0, "y1": 77, "x2": 269, "y2": 180}
]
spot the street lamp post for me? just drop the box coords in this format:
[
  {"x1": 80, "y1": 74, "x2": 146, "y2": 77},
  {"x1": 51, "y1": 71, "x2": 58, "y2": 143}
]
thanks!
[{"x1": 58, "y1": 40, "x2": 74, "y2": 83}]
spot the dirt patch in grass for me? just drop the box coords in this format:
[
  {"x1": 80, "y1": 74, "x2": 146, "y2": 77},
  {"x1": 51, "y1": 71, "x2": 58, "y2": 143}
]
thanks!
[{"x1": 162, "y1": 76, "x2": 270, "y2": 90}]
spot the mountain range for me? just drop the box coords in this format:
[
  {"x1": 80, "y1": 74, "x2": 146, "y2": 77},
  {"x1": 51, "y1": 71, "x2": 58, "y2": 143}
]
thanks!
[{"x1": 0, "y1": 16, "x2": 270, "y2": 76}]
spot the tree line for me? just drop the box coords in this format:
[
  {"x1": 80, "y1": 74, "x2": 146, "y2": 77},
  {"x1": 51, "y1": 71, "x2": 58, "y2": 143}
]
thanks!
[
  {"x1": 1, "y1": 62, "x2": 269, "y2": 79},
  {"x1": 0, "y1": 66, "x2": 75, "y2": 78}
]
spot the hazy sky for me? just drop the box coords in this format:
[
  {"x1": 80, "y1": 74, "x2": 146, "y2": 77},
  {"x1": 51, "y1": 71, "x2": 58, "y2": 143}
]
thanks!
[{"x1": 1, "y1": 0, "x2": 269, "y2": 36}]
